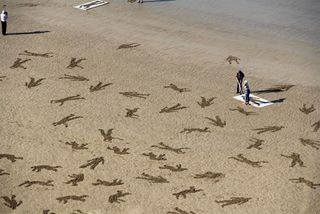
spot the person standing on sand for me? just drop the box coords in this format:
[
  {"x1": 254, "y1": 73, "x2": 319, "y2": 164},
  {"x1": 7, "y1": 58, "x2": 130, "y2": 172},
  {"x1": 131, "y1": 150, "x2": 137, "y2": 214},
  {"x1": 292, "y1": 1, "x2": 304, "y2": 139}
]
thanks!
[
  {"x1": 236, "y1": 70, "x2": 245, "y2": 94},
  {"x1": 1, "y1": 5, "x2": 8, "y2": 36},
  {"x1": 243, "y1": 80, "x2": 250, "y2": 105}
]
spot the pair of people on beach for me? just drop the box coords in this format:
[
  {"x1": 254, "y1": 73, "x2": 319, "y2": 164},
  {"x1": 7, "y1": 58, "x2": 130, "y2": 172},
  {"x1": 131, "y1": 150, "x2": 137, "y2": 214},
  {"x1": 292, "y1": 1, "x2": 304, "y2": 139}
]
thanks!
[
  {"x1": 1, "y1": 5, "x2": 8, "y2": 35},
  {"x1": 236, "y1": 70, "x2": 250, "y2": 105}
]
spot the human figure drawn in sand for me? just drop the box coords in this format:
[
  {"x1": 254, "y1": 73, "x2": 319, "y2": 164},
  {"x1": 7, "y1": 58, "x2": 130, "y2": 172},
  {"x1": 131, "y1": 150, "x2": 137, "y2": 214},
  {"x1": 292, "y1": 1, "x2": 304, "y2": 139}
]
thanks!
[
  {"x1": 311, "y1": 120, "x2": 320, "y2": 132},
  {"x1": 229, "y1": 106, "x2": 257, "y2": 116},
  {"x1": 136, "y1": 172, "x2": 169, "y2": 183},
  {"x1": 299, "y1": 104, "x2": 315, "y2": 114},
  {"x1": 0, "y1": 76, "x2": 6, "y2": 81},
  {"x1": 164, "y1": 84, "x2": 190, "y2": 93},
  {"x1": 19, "y1": 180, "x2": 54, "y2": 187},
  {"x1": 226, "y1": 55, "x2": 240, "y2": 64},
  {"x1": 160, "y1": 103, "x2": 188, "y2": 113},
  {"x1": 19, "y1": 50, "x2": 53, "y2": 58},
  {"x1": 51, "y1": 95, "x2": 85, "y2": 106},
  {"x1": 229, "y1": 154, "x2": 268, "y2": 167},
  {"x1": 119, "y1": 91, "x2": 150, "y2": 99},
  {"x1": 281, "y1": 153, "x2": 305, "y2": 167},
  {"x1": 118, "y1": 43, "x2": 140, "y2": 49},
  {"x1": 59, "y1": 74, "x2": 89, "y2": 81},
  {"x1": 52, "y1": 114, "x2": 83, "y2": 127},
  {"x1": 205, "y1": 116, "x2": 226, "y2": 128},
  {"x1": 67, "y1": 57, "x2": 86, "y2": 69},
  {"x1": 173, "y1": 186, "x2": 203, "y2": 199},
  {"x1": 64, "y1": 141, "x2": 88, "y2": 150},
  {"x1": 43, "y1": 209, "x2": 56, "y2": 214},
  {"x1": 194, "y1": 172, "x2": 225, "y2": 182},
  {"x1": 252, "y1": 126, "x2": 284, "y2": 134},
  {"x1": 159, "y1": 164, "x2": 188, "y2": 172},
  {"x1": 31, "y1": 165, "x2": 62, "y2": 172},
  {"x1": 215, "y1": 197, "x2": 251, "y2": 207},
  {"x1": 180, "y1": 127, "x2": 210, "y2": 134},
  {"x1": 10, "y1": 58, "x2": 31, "y2": 69},
  {"x1": 142, "y1": 152, "x2": 167, "y2": 161},
  {"x1": 71, "y1": 210, "x2": 86, "y2": 214},
  {"x1": 167, "y1": 207, "x2": 196, "y2": 214},
  {"x1": 289, "y1": 177, "x2": 320, "y2": 189},
  {"x1": 125, "y1": 108, "x2": 139, "y2": 118},
  {"x1": 65, "y1": 174, "x2": 84, "y2": 186},
  {"x1": 197, "y1": 96, "x2": 216, "y2": 108},
  {"x1": 89, "y1": 82, "x2": 113, "y2": 92},
  {"x1": 25, "y1": 77, "x2": 45, "y2": 88},
  {"x1": 99, "y1": 128, "x2": 123, "y2": 142},
  {"x1": 79, "y1": 157, "x2": 104, "y2": 170},
  {"x1": 1, "y1": 195, "x2": 22, "y2": 210},
  {"x1": 108, "y1": 190, "x2": 131, "y2": 203},
  {"x1": 92, "y1": 179, "x2": 124, "y2": 186},
  {"x1": 273, "y1": 84, "x2": 295, "y2": 91},
  {"x1": 107, "y1": 146, "x2": 130, "y2": 155},
  {"x1": 0, "y1": 169, "x2": 9, "y2": 176},
  {"x1": 247, "y1": 137, "x2": 264, "y2": 150},
  {"x1": 299, "y1": 138, "x2": 320, "y2": 150},
  {"x1": 56, "y1": 195, "x2": 88, "y2": 204},
  {"x1": 151, "y1": 142, "x2": 190, "y2": 154},
  {"x1": 0, "y1": 154, "x2": 23, "y2": 162},
  {"x1": 16, "y1": 3, "x2": 39, "y2": 7}
]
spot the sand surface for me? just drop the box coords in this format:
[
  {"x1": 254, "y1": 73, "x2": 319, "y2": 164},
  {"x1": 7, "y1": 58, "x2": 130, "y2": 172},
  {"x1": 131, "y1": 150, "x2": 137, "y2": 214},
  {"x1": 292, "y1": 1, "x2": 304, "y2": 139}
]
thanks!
[{"x1": 0, "y1": 1, "x2": 319, "y2": 214}]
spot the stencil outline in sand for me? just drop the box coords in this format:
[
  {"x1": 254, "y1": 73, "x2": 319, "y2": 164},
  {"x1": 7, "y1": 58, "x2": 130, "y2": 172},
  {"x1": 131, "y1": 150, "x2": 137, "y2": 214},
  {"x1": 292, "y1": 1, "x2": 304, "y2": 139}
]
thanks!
[{"x1": 233, "y1": 94, "x2": 273, "y2": 108}]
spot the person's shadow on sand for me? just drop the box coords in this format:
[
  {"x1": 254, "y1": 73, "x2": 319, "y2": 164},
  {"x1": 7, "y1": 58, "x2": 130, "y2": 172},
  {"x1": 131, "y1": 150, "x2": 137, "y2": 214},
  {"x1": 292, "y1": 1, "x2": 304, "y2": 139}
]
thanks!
[{"x1": 6, "y1": 31, "x2": 50, "y2": 35}]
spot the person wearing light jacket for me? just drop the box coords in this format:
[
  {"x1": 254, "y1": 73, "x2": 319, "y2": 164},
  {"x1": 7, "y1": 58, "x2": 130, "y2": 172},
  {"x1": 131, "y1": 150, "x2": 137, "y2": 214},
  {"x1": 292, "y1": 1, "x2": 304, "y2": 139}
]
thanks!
[{"x1": 1, "y1": 5, "x2": 8, "y2": 35}]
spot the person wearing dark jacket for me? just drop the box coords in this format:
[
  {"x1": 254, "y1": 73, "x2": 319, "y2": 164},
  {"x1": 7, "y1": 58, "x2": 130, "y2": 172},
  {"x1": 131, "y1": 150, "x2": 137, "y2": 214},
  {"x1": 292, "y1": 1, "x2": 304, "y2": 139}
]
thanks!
[{"x1": 236, "y1": 70, "x2": 245, "y2": 94}]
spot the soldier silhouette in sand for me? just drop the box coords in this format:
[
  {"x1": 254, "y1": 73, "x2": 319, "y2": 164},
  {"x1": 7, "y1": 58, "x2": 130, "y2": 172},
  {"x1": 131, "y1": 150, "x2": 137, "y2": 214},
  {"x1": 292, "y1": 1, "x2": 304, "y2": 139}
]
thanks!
[
  {"x1": 299, "y1": 104, "x2": 315, "y2": 114},
  {"x1": 118, "y1": 43, "x2": 140, "y2": 49},
  {"x1": 289, "y1": 177, "x2": 320, "y2": 189},
  {"x1": 159, "y1": 164, "x2": 188, "y2": 172},
  {"x1": 311, "y1": 120, "x2": 320, "y2": 132},
  {"x1": 19, "y1": 50, "x2": 53, "y2": 58},
  {"x1": 99, "y1": 128, "x2": 123, "y2": 142},
  {"x1": 79, "y1": 157, "x2": 104, "y2": 170},
  {"x1": 64, "y1": 141, "x2": 88, "y2": 150},
  {"x1": 164, "y1": 84, "x2": 190, "y2": 93},
  {"x1": 151, "y1": 142, "x2": 189, "y2": 154},
  {"x1": 59, "y1": 74, "x2": 89, "y2": 81},
  {"x1": 226, "y1": 55, "x2": 240, "y2": 64},
  {"x1": 0, "y1": 154, "x2": 23, "y2": 162},
  {"x1": 89, "y1": 82, "x2": 113, "y2": 92},
  {"x1": 31, "y1": 165, "x2": 62, "y2": 172},
  {"x1": 56, "y1": 195, "x2": 88, "y2": 204},
  {"x1": 136, "y1": 172, "x2": 169, "y2": 183},
  {"x1": 51, "y1": 95, "x2": 85, "y2": 106},
  {"x1": 67, "y1": 57, "x2": 86, "y2": 69},
  {"x1": 10, "y1": 58, "x2": 31, "y2": 69},
  {"x1": 299, "y1": 138, "x2": 320, "y2": 150},
  {"x1": 0, "y1": 169, "x2": 9, "y2": 176},
  {"x1": 108, "y1": 190, "x2": 131, "y2": 203},
  {"x1": 180, "y1": 127, "x2": 210, "y2": 134},
  {"x1": 52, "y1": 114, "x2": 83, "y2": 127},
  {"x1": 125, "y1": 108, "x2": 139, "y2": 118},
  {"x1": 205, "y1": 116, "x2": 226, "y2": 128},
  {"x1": 173, "y1": 186, "x2": 203, "y2": 199},
  {"x1": 229, "y1": 154, "x2": 268, "y2": 167},
  {"x1": 247, "y1": 137, "x2": 264, "y2": 150},
  {"x1": 197, "y1": 96, "x2": 216, "y2": 108},
  {"x1": 160, "y1": 103, "x2": 188, "y2": 113},
  {"x1": 92, "y1": 179, "x2": 124, "y2": 186},
  {"x1": 107, "y1": 146, "x2": 130, "y2": 155},
  {"x1": 167, "y1": 207, "x2": 196, "y2": 214},
  {"x1": 252, "y1": 126, "x2": 284, "y2": 134},
  {"x1": 19, "y1": 180, "x2": 54, "y2": 187},
  {"x1": 281, "y1": 153, "x2": 305, "y2": 167},
  {"x1": 25, "y1": 77, "x2": 45, "y2": 88},
  {"x1": 215, "y1": 197, "x2": 251, "y2": 207},
  {"x1": 142, "y1": 152, "x2": 167, "y2": 161},
  {"x1": 65, "y1": 174, "x2": 84, "y2": 186},
  {"x1": 1, "y1": 195, "x2": 22, "y2": 209}
]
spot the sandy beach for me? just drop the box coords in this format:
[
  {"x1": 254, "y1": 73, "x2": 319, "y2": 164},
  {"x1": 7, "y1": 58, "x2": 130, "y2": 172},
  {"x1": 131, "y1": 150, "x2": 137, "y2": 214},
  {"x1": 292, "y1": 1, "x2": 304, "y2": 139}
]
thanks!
[{"x1": 0, "y1": 0, "x2": 319, "y2": 214}]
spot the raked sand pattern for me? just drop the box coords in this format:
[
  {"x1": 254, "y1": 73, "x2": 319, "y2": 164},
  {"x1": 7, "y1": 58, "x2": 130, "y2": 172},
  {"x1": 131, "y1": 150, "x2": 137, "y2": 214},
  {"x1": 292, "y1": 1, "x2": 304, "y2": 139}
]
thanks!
[{"x1": 0, "y1": 1, "x2": 320, "y2": 214}]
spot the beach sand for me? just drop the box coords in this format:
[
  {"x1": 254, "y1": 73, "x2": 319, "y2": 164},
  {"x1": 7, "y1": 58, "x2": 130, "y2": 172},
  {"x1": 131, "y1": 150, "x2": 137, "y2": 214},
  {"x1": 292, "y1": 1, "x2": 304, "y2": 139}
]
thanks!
[{"x1": 0, "y1": 0, "x2": 319, "y2": 213}]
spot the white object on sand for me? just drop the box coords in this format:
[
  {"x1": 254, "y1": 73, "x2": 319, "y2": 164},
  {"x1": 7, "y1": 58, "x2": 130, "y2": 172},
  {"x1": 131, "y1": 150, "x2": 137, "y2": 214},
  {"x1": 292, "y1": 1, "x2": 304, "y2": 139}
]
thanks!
[
  {"x1": 233, "y1": 94, "x2": 274, "y2": 108},
  {"x1": 73, "y1": 0, "x2": 109, "y2": 11}
]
